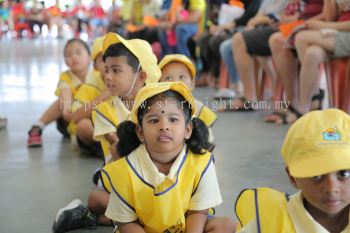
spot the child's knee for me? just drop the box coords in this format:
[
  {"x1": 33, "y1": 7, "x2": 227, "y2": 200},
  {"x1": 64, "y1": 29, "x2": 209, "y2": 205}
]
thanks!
[
  {"x1": 87, "y1": 190, "x2": 109, "y2": 212},
  {"x1": 294, "y1": 31, "x2": 309, "y2": 50},
  {"x1": 269, "y1": 32, "x2": 284, "y2": 51},
  {"x1": 76, "y1": 119, "x2": 93, "y2": 138},
  {"x1": 304, "y1": 45, "x2": 326, "y2": 64}
]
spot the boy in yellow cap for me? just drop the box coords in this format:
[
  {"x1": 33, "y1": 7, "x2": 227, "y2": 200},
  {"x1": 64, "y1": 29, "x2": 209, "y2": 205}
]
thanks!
[
  {"x1": 158, "y1": 54, "x2": 217, "y2": 147},
  {"x1": 68, "y1": 36, "x2": 111, "y2": 157},
  {"x1": 52, "y1": 32, "x2": 161, "y2": 233},
  {"x1": 235, "y1": 109, "x2": 350, "y2": 233},
  {"x1": 91, "y1": 32, "x2": 161, "y2": 164}
]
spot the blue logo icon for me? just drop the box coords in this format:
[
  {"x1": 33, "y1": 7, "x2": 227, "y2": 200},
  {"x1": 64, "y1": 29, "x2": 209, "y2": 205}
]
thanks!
[{"x1": 322, "y1": 127, "x2": 340, "y2": 141}]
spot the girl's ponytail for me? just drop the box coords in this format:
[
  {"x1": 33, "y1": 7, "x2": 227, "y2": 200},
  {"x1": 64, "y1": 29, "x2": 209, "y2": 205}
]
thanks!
[
  {"x1": 116, "y1": 121, "x2": 141, "y2": 156},
  {"x1": 186, "y1": 117, "x2": 213, "y2": 154}
]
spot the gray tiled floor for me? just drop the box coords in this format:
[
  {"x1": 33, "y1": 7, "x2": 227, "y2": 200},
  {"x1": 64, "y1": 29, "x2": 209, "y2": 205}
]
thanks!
[{"x1": 0, "y1": 39, "x2": 294, "y2": 233}]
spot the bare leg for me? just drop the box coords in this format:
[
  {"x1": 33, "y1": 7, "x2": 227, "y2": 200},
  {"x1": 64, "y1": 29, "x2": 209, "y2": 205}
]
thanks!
[
  {"x1": 296, "y1": 30, "x2": 336, "y2": 62},
  {"x1": 269, "y1": 32, "x2": 299, "y2": 105},
  {"x1": 88, "y1": 188, "x2": 112, "y2": 225},
  {"x1": 256, "y1": 56, "x2": 278, "y2": 95},
  {"x1": 295, "y1": 30, "x2": 335, "y2": 113},
  {"x1": 38, "y1": 99, "x2": 62, "y2": 126},
  {"x1": 232, "y1": 32, "x2": 257, "y2": 101},
  {"x1": 76, "y1": 118, "x2": 94, "y2": 145}
]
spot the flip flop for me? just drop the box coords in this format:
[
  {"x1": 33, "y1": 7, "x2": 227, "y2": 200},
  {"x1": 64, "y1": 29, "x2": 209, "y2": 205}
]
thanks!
[{"x1": 265, "y1": 111, "x2": 287, "y2": 123}]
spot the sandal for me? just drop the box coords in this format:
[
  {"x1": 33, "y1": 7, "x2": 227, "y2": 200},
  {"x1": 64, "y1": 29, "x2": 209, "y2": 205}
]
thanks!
[
  {"x1": 218, "y1": 97, "x2": 255, "y2": 112},
  {"x1": 265, "y1": 111, "x2": 287, "y2": 123},
  {"x1": 273, "y1": 105, "x2": 303, "y2": 125}
]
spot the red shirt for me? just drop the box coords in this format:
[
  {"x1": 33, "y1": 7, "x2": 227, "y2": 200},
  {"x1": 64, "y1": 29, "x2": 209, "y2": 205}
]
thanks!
[{"x1": 89, "y1": 6, "x2": 106, "y2": 18}]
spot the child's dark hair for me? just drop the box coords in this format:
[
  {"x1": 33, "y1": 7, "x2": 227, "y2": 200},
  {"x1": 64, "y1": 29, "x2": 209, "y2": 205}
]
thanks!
[
  {"x1": 117, "y1": 90, "x2": 213, "y2": 156},
  {"x1": 64, "y1": 38, "x2": 90, "y2": 56},
  {"x1": 103, "y1": 43, "x2": 140, "y2": 73}
]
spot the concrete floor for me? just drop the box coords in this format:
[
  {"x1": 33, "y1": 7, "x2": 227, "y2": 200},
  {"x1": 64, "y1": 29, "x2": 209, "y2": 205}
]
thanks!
[{"x1": 0, "y1": 39, "x2": 295, "y2": 233}]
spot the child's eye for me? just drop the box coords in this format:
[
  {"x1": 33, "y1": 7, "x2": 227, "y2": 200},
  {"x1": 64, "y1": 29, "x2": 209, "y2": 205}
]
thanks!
[
  {"x1": 163, "y1": 76, "x2": 172, "y2": 81},
  {"x1": 148, "y1": 119, "x2": 158, "y2": 124},
  {"x1": 169, "y1": 117, "x2": 178, "y2": 123},
  {"x1": 179, "y1": 75, "x2": 187, "y2": 80},
  {"x1": 311, "y1": 175, "x2": 323, "y2": 181},
  {"x1": 112, "y1": 68, "x2": 120, "y2": 74},
  {"x1": 338, "y1": 170, "x2": 350, "y2": 179}
]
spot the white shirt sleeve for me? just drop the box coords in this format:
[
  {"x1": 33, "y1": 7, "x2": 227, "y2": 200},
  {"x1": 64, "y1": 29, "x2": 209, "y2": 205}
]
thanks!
[
  {"x1": 93, "y1": 112, "x2": 117, "y2": 141},
  {"x1": 188, "y1": 160, "x2": 222, "y2": 210},
  {"x1": 105, "y1": 189, "x2": 138, "y2": 223},
  {"x1": 237, "y1": 220, "x2": 258, "y2": 233}
]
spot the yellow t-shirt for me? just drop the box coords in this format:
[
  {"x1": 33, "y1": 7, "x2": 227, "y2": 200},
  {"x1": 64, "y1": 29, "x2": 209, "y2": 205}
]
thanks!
[
  {"x1": 237, "y1": 189, "x2": 350, "y2": 233},
  {"x1": 91, "y1": 97, "x2": 130, "y2": 163},
  {"x1": 120, "y1": 0, "x2": 143, "y2": 24},
  {"x1": 54, "y1": 70, "x2": 87, "y2": 97},
  {"x1": 189, "y1": 0, "x2": 206, "y2": 31},
  {"x1": 71, "y1": 70, "x2": 106, "y2": 112},
  {"x1": 102, "y1": 144, "x2": 222, "y2": 232},
  {"x1": 67, "y1": 71, "x2": 106, "y2": 135},
  {"x1": 84, "y1": 70, "x2": 106, "y2": 91}
]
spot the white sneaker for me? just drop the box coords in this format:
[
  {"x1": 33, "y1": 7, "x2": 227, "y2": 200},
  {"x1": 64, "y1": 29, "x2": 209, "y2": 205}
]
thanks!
[
  {"x1": 213, "y1": 89, "x2": 236, "y2": 100},
  {"x1": 53, "y1": 199, "x2": 96, "y2": 233}
]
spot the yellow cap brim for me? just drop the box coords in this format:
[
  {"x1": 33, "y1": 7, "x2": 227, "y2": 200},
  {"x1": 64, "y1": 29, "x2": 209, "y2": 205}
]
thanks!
[
  {"x1": 289, "y1": 150, "x2": 350, "y2": 178},
  {"x1": 130, "y1": 82, "x2": 195, "y2": 124},
  {"x1": 103, "y1": 32, "x2": 161, "y2": 84},
  {"x1": 103, "y1": 33, "x2": 127, "y2": 54},
  {"x1": 158, "y1": 54, "x2": 196, "y2": 79},
  {"x1": 91, "y1": 36, "x2": 105, "y2": 60}
]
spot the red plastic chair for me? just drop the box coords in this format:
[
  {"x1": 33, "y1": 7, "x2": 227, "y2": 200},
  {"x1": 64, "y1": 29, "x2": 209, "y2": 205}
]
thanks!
[{"x1": 324, "y1": 58, "x2": 350, "y2": 113}]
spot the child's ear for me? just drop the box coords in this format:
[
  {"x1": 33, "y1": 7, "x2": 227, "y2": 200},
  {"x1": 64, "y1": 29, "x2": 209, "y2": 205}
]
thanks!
[
  {"x1": 184, "y1": 121, "x2": 193, "y2": 140},
  {"x1": 286, "y1": 167, "x2": 299, "y2": 189},
  {"x1": 136, "y1": 124, "x2": 145, "y2": 142},
  {"x1": 138, "y1": 70, "x2": 147, "y2": 83}
]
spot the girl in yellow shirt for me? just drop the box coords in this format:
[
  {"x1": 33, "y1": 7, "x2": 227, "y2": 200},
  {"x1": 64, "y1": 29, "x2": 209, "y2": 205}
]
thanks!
[
  {"x1": 27, "y1": 38, "x2": 91, "y2": 147},
  {"x1": 102, "y1": 82, "x2": 235, "y2": 233}
]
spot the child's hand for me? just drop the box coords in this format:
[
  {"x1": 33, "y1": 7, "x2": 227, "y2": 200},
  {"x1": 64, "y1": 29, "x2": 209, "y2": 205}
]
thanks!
[
  {"x1": 62, "y1": 109, "x2": 73, "y2": 122},
  {"x1": 109, "y1": 141, "x2": 121, "y2": 161},
  {"x1": 105, "y1": 132, "x2": 118, "y2": 145}
]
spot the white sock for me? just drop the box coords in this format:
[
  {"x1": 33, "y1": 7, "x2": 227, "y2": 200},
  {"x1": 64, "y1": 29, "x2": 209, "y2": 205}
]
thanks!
[{"x1": 34, "y1": 121, "x2": 45, "y2": 130}]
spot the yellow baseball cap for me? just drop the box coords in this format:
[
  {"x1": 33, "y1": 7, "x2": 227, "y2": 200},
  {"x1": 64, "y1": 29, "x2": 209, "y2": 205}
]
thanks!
[
  {"x1": 130, "y1": 82, "x2": 196, "y2": 124},
  {"x1": 103, "y1": 32, "x2": 161, "y2": 84},
  {"x1": 281, "y1": 109, "x2": 350, "y2": 178},
  {"x1": 158, "y1": 54, "x2": 196, "y2": 79},
  {"x1": 91, "y1": 36, "x2": 105, "y2": 60}
]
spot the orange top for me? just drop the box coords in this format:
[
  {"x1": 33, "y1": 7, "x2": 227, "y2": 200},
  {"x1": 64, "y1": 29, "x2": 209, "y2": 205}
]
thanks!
[
  {"x1": 279, "y1": 20, "x2": 305, "y2": 38},
  {"x1": 229, "y1": 0, "x2": 244, "y2": 8}
]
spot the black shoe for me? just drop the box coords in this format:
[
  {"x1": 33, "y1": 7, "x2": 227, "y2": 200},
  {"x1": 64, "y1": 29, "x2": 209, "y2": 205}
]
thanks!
[
  {"x1": 52, "y1": 199, "x2": 97, "y2": 233},
  {"x1": 92, "y1": 168, "x2": 101, "y2": 186}
]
